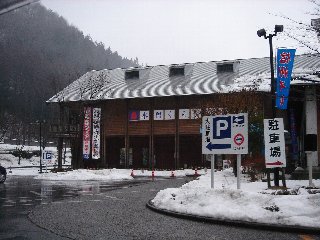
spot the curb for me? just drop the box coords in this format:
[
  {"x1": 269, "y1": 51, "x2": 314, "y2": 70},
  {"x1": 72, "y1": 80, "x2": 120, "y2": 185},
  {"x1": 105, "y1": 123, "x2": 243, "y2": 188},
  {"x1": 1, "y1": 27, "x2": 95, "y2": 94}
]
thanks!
[{"x1": 146, "y1": 200, "x2": 320, "y2": 234}]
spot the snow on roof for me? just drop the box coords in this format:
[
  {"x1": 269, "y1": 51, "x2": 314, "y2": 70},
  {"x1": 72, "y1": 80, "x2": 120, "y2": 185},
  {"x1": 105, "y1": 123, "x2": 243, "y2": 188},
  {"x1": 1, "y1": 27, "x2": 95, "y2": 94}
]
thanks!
[{"x1": 47, "y1": 54, "x2": 320, "y2": 103}]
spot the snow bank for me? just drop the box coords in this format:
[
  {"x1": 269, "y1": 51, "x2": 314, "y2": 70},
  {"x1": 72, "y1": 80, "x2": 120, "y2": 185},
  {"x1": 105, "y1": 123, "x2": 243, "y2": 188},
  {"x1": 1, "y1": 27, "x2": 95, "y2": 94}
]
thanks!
[
  {"x1": 152, "y1": 169, "x2": 320, "y2": 228},
  {"x1": 34, "y1": 169, "x2": 133, "y2": 181}
]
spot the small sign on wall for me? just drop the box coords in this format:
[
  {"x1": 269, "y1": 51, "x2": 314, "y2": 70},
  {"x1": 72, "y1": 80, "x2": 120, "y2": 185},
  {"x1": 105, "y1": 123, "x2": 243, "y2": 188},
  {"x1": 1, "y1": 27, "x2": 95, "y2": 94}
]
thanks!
[
  {"x1": 191, "y1": 109, "x2": 201, "y2": 119},
  {"x1": 154, "y1": 110, "x2": 164, "y2": 120},
  {"x1": 179, "y1": 109, "x2": 190, "y2": 119},
  {"x1": 129, "y1": 111, "x2": 140, "y2": 121},
  {"x1": 128, "y1": 108, "x2": 203, "y2": 121},
  {"x1": 165, "y1": 110, "x2": 175, "y2": 120},
  {"x1": 140, "y1": 111, "x2": 149, "y2": 120}
]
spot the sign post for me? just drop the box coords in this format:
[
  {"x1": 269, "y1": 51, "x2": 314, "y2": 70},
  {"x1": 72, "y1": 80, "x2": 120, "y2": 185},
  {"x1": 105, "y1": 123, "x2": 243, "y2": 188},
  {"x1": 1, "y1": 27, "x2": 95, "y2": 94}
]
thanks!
[
  {"x1": 202, "y1": 113, "x2": 248, "y2": 189},
  {"x1": 42, "y1": 150, "x2": 52, "y2": 173},
  {"x1": 211, "y1": 155, "x2": 214, "y2": 188},
  {"x1": 237, "y1": 154, "x2": 241, "y2": 189}
]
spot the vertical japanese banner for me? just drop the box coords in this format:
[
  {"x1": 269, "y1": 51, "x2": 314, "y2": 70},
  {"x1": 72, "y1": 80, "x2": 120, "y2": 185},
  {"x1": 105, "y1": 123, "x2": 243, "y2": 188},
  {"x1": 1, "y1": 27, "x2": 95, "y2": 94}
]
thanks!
[
  {"x1": 83, "y1": 107, "x2": 92, "y2": 160},
  {"x1": 264, "y1": 118, "x2": 286, "y2": 168},
  {"x1": 92, "y1": 108, "x2": 101, "y2": 159},
  {"x1": 276, "y1": 48, "x2": 296, "y2": 109}
]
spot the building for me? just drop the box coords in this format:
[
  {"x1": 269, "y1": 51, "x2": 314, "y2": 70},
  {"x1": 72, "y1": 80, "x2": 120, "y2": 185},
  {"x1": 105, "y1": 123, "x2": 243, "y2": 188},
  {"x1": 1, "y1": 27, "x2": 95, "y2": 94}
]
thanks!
[{"x1": 47, "y1": 54, "x2": 320, "y2": 172}]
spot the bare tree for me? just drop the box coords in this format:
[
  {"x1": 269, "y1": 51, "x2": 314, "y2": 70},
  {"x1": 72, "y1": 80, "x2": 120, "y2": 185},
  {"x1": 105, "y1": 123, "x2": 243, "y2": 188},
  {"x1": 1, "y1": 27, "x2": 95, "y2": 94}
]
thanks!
[{"x1": 272, "y1": 0, "x2": 320, "y2": 54}]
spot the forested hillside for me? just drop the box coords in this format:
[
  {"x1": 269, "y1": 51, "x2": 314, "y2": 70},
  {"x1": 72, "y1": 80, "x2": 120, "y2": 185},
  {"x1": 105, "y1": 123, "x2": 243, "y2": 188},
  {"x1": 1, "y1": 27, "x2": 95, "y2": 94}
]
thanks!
[{"x1": 0, "y1": 3, "x2": 139, "y2": 141}]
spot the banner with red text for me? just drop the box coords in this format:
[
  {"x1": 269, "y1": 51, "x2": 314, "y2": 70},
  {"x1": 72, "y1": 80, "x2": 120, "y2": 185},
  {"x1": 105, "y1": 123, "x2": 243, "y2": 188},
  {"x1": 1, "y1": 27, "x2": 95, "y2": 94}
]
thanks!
[
  {"x1": 276, "y1": 48, "x2": 296, "y2": 109},
  {"x1": 83, "y1": 107, "x2": 92, "y2": 160}
]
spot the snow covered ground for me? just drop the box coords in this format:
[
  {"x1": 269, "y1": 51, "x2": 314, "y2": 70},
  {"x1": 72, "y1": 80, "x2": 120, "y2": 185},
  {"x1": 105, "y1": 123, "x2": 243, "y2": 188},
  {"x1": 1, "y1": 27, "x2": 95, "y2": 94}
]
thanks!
[
  {"x1": 0, "y1": 143, "x2": 71, "y2": 168},
  {"x1": 152, "y1": 168, "x2": 320, "y2": 229},
  {"x1": 0, "y1": 143, "x2": 210, "y2": 180},
  {"x1": 0, "y1": 143, "x2": 205, "y2": 180},
  {"x1": 2, "y1": 143, "x2": 320, "y2": 229}
]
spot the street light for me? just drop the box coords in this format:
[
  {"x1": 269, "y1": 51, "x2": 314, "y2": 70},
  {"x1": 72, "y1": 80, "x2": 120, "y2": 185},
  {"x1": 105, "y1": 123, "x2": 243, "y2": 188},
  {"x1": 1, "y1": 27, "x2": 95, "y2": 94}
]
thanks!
[
  {"x1": 36, "y1": 120, "x2": 46, "y2": 174},
  {"x1": 257, "y1": 25, "x2": 284, "y2": 187}
]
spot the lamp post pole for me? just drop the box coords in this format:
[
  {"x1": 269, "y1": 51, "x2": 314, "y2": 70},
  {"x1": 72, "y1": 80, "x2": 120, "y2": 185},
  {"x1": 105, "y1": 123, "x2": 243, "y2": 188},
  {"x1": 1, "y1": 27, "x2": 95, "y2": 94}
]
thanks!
[
  {"x1": 268, "y1": 34, "x2": 281, "y2": 186},
  {"x1": 268, "y1": 35, "x2": 276, "y2": 119},
  {"x1": 257, "y1": 25, "x2": 284, "y2": 187},
  {"x1": 39, "y1": 121, "x2": 43, "y2": 174}
]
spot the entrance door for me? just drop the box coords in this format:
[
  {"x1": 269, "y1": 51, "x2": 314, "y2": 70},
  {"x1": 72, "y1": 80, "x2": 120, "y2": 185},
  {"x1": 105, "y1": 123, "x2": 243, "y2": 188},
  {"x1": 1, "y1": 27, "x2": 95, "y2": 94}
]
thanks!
[
  {"x1": 154, "y1": 136, "x2": 175, "y2": 170},
  {"x1": 129, "y1": 136, "x2": 149, "y2": 169},
  {"x1": 105, "y1": 137, "x2": 124, "y2": 168},
  {"x1": 179, "y1": 135, "x2": 202, "y2": 169}
]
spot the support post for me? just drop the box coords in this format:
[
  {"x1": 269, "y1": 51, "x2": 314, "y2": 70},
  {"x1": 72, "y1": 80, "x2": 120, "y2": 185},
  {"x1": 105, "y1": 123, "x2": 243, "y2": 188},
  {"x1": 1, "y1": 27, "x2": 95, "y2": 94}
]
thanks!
[
  {"x1": 237, "y1": 154, "x2": 241, "y2": 190},
  {"x1": 150, "y1": 99, "x2": 154, "y2": 171},
  {"x1": 57, "y1": 137, "x2": 63, "y2": 170},
  {"x1": 308, "y1": 153, "x2": 314, "y2": 187},
  {"x1": 281, "y1": 168, "x2": 286, "y2": 188},
  {"x1": 175, "y1": 97, "x2": 180, "y2": 169},
  {"x1": 125, "y1": 100, "x2": 129, "y2": 169},
  {"x1": 39, "y1": 121, "x2": 43, "y2": 173},
  {"x1": 211, "y1": 154, "x2": 215, "y2": 189},
  {"x1": 267, "y1": 169, "x2": 271, "y2": 188}
]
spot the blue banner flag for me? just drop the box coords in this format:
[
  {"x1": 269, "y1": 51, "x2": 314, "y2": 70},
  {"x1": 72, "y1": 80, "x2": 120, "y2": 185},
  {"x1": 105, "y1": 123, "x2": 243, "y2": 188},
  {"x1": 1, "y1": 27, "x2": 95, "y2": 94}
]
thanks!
[{"x1": 275, "y1": 48, "x2": 296, "y2": 109}]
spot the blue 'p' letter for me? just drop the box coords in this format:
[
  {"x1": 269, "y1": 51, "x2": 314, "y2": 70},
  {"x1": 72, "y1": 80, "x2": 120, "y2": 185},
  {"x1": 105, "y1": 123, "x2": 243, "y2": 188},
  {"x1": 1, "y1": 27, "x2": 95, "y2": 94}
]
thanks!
[{"x1": 212, "y1": 117, "x2": 231, "y2": 139}]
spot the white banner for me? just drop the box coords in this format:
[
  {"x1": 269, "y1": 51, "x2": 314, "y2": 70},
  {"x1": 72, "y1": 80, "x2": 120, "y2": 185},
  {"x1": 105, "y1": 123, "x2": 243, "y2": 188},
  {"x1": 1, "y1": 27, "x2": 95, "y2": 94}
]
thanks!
[
  {"x1": 264, "y1": 118, "x2": 286, "y2": 168},
  {"x1": 83, "y1": 107, "x2": 92, "y2": 160},
  {"x1": 92, "y1": 108, "x2": 101, "y2": 159}
]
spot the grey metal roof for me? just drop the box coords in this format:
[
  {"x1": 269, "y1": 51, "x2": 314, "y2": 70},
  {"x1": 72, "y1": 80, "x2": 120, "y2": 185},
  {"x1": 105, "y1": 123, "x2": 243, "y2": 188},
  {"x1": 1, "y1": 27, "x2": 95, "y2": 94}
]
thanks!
[{"x1": 47, "y1": 54, "x2": 320, "y2": 103}]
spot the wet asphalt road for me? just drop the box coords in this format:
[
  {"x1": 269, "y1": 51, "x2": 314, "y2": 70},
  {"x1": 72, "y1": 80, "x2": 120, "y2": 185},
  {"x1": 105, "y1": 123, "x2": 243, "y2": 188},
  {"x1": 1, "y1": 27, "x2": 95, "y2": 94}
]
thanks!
[{"x1": 1, "y1": 176, "x2": 320, "y2": 240}]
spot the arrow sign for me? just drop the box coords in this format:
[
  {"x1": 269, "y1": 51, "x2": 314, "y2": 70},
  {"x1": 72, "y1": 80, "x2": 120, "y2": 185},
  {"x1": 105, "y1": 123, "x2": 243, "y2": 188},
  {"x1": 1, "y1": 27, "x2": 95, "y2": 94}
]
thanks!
[
  {"x1": 233, "y1": 115, "x2": 244, "y2": 124},
  {"x1": 206, "y1": 143, "x2": 231, "y2": 151}
]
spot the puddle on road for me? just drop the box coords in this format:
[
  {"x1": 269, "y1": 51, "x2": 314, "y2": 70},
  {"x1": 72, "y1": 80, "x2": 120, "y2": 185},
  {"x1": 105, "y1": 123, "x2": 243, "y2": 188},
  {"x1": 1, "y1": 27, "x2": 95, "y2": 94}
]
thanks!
[{"x1": 0, "y1": 176, "x2": 151, "y2": 214}]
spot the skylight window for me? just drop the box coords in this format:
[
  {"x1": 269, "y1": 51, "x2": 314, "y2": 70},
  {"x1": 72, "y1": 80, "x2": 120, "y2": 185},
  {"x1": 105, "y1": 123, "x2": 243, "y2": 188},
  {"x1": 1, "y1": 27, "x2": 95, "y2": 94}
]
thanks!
[
  {"x1": 217, "y1": 63, "x2": 234, "y2": 73},
  {"x1": 169, "y1": 66, "x2": 185, "y2": 77},
  {"x1": 125, "y1": 70, "x2": 139, "y2": 80},
  {"x1": 216, "y1": 61, "x2": 240, "y2": 73}
]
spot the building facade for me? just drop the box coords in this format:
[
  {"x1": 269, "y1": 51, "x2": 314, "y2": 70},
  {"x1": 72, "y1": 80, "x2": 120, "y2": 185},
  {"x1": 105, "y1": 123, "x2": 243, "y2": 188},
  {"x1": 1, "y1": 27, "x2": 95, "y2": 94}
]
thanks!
[{"x1": 48, "y1": 55, "x2": 320, "y2": 171}]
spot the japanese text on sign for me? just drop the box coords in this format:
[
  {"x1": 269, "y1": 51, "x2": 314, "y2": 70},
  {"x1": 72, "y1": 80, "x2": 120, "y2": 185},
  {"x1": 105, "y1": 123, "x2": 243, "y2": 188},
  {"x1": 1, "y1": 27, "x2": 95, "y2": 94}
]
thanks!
[
  {"x1": 92, "y1": 108, "x2": 101, "y2": 159},
  {"x1": 83, "y1": 107, "x2": 92, "y2": 160},
  {"x1": 264, "y1": 118, "x2": 286, "y2": 168}
]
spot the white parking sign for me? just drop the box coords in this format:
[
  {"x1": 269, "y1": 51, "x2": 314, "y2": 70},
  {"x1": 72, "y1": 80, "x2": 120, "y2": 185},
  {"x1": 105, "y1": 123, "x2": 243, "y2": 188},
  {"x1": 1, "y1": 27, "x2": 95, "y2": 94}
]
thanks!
[
  {"x1": 42, "y1": 151, "x2": 52, "y2": 160},
  {"x1": 202, "y1": 113, "x2": 248, "y2": 154}
]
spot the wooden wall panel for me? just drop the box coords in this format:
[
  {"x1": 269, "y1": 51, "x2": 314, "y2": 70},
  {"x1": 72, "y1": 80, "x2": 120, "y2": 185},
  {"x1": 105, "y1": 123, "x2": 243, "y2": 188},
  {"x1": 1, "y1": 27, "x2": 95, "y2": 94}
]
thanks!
[
  {"x1": 179, "y1": 95, "x2": 203, "y2": 109},
  {"x1": 154, "y1": 120, "x2": 175, "y2": 135},
  {"x1": 179, "y1": 120, "x2": 201, "y2": 135},
  {"x1": 103, "y1": 100, "x2": 126, "y2": 136},
  {"x1": 129, "y1": 98, "x2": 151, "y2": 109},
  {"x1": 129, "y1": 121, "x2": 150, "y2": 135}
]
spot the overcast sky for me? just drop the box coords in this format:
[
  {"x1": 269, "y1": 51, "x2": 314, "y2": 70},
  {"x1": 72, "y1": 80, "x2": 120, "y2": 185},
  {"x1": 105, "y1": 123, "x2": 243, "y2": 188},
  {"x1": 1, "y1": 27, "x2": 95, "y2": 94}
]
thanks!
[{"x1": 41, "y1": 0, "x2": 315, "y2": 66}]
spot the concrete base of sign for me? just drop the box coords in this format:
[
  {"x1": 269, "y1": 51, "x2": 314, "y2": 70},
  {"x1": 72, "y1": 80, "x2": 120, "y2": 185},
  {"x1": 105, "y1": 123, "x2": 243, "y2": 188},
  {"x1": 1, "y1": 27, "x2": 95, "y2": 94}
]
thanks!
[{"x1": 291, "y1": 167, "x2": 320, "y2": 180}]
